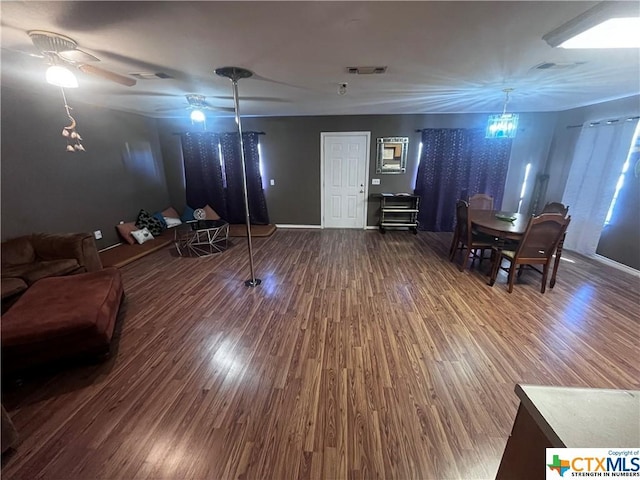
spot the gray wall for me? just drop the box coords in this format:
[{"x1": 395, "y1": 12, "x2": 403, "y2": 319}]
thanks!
[
  {"x1": 1, "y1": 85, "x2": 170, "y2": 248},
  {"x1": 542, "y1": 95, "x2": 640, "y2": 269},
  {"x1": 157, "y1": 111, "x2": 558, "y2": 227},
  {"x1": 4, "y1": 82, "x2": 636, "y2": 268}
]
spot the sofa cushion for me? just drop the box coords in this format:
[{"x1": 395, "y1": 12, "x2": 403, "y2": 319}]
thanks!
[
  {"x1": 1, "y1": 277, "x2": 28, "y2": 300},
  {"x1": 131, "y1": 228, "x2": 154, "y2": 244},
  {"x1": 1, "y1": 237, "x2": 36, "y2": 266},
  {"x1": 164, "y1": 217, "x2": 182, "y2": 228},
  {"x1": 116, "y1": 222, "x2": 137, "y2": 245},
  {"x1": 22, "y1": 259, "x2": 82, "y2": 285},
  {"x1": 162, "y1": 207, "x2": 180, "y2": 219},
  {"x1": 1, "y1": 268, "x2": 124, "y2": 373},
  {"x1": 203, "y1": 204, "x2": 221, "y2": 220},
  {"x1": 136, "y1": 209, "x2": 164, "y2": 236},
  {"x1": 152, "y1": 212, "x2": 167, "y2": 228},
  {"x1": 180, "y1": 206, "x2": 195, "y2": 222}
]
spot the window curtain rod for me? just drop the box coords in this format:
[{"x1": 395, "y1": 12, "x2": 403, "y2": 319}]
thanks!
[
  {"x1": 566, "y1": 116, "x2": 639, "y2": 129},
  {"x1": 172, "y1": 131, "x2": 266, "y2": 136}
]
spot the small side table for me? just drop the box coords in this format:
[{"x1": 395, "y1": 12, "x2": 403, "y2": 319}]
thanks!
[{"x1": 174, "y1": 220, "x2": 229, "y2": 257}]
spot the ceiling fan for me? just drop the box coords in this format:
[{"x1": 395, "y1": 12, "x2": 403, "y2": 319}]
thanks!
[
  {"x1": 156, "y1": 94, "x2": 235, "y2": 117},
  {"x1": 27, "y1": 30, "x2": 136, "y2": 87}
]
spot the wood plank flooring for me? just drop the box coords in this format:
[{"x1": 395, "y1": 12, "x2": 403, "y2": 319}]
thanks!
[{"x1": 2, "y1": 229, "x2": 639, "y2": 479}]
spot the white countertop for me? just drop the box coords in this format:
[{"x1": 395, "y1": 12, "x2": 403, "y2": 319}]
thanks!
[{"x1": 515, "y1": 384, "x2": 640, "y2": 447}]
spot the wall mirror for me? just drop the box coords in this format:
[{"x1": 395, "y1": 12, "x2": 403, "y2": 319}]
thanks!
[{"x1": 376, "y1": 137, "x2": 408, "y2": 174}]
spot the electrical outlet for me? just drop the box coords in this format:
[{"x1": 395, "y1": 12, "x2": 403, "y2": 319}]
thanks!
[
  {"x1": 270, "y1": 179, "x2": 275, "y2": 186},
  {"x1": 94, "y1": 230, "x2": 102, "y2": 240},
  {"x1": 372, "y1": 178, "x2": 381, "y2": 185}
]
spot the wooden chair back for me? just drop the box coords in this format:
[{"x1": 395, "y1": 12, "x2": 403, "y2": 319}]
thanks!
[
  {"x1": 541, "y1": 202, "x2": 569, "y2": 217},
  {"x1": 455, "y1": 199, "x2": 471, "y2": 241},
  {"x1": 468, "y1": 193, "x2": 494, "y2": 210},
  {"x1": 514, "y1": 213, "x2": 571, "y2": 266}
]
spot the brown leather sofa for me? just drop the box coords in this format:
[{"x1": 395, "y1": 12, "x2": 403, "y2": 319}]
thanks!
[{"x1": 1, "y1": 233, "x2": 103, "y2": 305}]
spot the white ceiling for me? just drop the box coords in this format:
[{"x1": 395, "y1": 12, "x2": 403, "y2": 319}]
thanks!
[{"x1": 1, "y1": 1, "x2": 639, "y2": 119}]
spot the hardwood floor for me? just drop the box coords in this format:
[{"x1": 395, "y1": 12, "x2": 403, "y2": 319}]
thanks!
[{"x1": 2, "y1": 229, "x2": 639, "y2": 479}]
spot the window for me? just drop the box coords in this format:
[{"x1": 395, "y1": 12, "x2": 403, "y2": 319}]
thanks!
[
  {"x1": 517, "y1": 163, "x2": 532, "y2": 213},
  {"x1": 604, "y1": 122, "x2": 640, "y2": 225}
]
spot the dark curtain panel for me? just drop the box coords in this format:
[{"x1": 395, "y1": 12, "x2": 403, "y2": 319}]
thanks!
[
  {"x1": 180, "y1": 132, "x2": 228, "y2": 219},
  {"x1": 219, "y1": 132, "x2": 270, "y2": 225},
  {"x1": 415, "y1": 128, "x2": 512, "y2": 231}
]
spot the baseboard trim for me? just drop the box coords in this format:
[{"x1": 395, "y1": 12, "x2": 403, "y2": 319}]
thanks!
[
  {"x1": 99, "y1": 242, "x2": 124, "y2": 252},
  {"x1": 593, "y1": 254, "x2": 640, "y2": 277},
  {"x1": 275, "y1": 224, "x2": 322, "y2": 229},
  {"x1": 274, "y1": 224, "x2": 381, "y2": 231}
]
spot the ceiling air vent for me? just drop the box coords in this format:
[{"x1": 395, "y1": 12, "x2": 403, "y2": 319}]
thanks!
[
  {"x1": 129, "y1": 72, "x2": 173, "y2": 80},
  {"x1": 533, "y1": 62, "x2": 586, "y2": 70},
  {"x1": 347, "y1": 66, "x2": 387, "y2": 75}
]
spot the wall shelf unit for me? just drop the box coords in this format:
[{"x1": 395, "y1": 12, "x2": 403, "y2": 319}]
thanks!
[{"x1": 376, "y1": 193, "x2": 420, "y2": 234}]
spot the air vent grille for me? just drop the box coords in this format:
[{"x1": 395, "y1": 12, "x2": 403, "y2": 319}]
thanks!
[
  {"x1": 533, "y1": 62, "x2": 586, "y2": 70},
  {"x1": 129, "y1": 72, "x2": 173, "y2": 80},
  {"x1": 347, "y1": 66, "x2": 387, "y2": 75}
]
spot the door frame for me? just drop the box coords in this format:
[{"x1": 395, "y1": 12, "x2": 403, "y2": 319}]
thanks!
[{"x1": 320, "y1": 131, "x2": 371, "y2": 229}]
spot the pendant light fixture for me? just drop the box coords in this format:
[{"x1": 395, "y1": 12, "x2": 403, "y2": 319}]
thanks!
[
  {"x1": 214, "y1": 66, "x2": 261, "y2": 288},
  {"x1": 486, "y1": 88, "x2": 519, "y2": 139}
]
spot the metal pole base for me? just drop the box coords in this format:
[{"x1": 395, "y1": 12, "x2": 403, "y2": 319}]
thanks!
[{"x1": 244, "y1": 278, "x2": 262, "y2": 287}]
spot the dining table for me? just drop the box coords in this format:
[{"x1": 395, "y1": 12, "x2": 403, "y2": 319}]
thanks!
[{"x1": 470, "y1": 210, "x2": 566, "y2": 288}]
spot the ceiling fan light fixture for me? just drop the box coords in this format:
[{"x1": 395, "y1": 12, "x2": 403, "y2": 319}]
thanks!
[
  {"x1": 190, "y1": 109, "x2": 206, "y2": 123},
  {"x1": 46, "y1": 65, "x2": 78, "y2": 88}
]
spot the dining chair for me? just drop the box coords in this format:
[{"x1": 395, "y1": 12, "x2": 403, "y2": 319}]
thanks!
[
  {"x1": 468, "y1": 193, "x2": 494, "y2": 210},
  {"x1": 541, "y1": 201, "x2": 569, "y2": 217},
  {"x1": 449, "y1": 200, "x2": 497, "y2": 272},
  {"x1": 489, "y1": 213, "x2": 571, "y2": 293}
]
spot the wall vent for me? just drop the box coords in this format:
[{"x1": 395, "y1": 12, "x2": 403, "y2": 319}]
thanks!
[
  {"x1": 347, "y1": 66, "x2": 387, "y2": 75},
  {"x1": 129, "y1": 72, "x2": 173, "y2": 80},
  {"x1": 533, "y1": 62, "x2": 586, "y2": 70}
]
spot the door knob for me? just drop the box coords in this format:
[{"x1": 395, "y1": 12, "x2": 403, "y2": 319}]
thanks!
[{"x1": 360, "y1": 190, "x2": 364, "y2": 193}]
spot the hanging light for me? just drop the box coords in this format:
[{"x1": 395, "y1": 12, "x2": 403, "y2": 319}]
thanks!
[
  {"x1": 46, "y1": 65, "x2": 78, "y2": 88},
  {"x1": 486, "y1": 88, "x2": 519, "y2": 139},
  {"x1": 190, "y1": 109, "x2": 206, "y2": 123}
]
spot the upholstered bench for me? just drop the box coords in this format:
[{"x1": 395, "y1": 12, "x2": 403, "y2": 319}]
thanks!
[{"x1": 1, "y1": 268, "x2": 124, "y2": 373}]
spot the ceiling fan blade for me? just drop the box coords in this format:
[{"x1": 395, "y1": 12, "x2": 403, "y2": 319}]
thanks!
[
  {"x1": 77, "y1": 64, "x2": 136, "y2": 87},
  {"x1": 58, "y1": 48, "x2": 100, "y2": 63},
  {"x1": 212, "y1": 95, "x2": 291, "y2": 103},
  {"x1": 204, "y1": 106, "x2": 235, "y2": 113},
  {"x1": 1, "y1": 46, "x2": 45, "y2": 59}
]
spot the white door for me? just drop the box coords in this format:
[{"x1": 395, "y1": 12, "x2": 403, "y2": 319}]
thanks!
[{"x1": 321, "y1": 132, "x2": 370, "y2": 229}]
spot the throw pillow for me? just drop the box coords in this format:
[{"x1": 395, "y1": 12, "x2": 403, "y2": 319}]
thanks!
[
  {"x1": 131, "y1": 228, "x2": 154, "y2": 244},
  {"x1": 152, "y1": 211, "x2": 168, "y2": 229},
  {"x1": 164, "y1": 217, "x2": 182, "y2": 228},
  {"x1": 203, "y1": 204, "x2": 221, "y2": 220},
  {"x1": 135, "y1": 209, "x2": 164, "y2": 236},
  {"x1": 180, "y1": 205, "x2": 195, "y2": 222},
  {"x1": 116, "y1": 222, "x2": 137, "y2": 245},
  {"x1": 161, "y1": 207, "x2": 180, "y2": 219}
]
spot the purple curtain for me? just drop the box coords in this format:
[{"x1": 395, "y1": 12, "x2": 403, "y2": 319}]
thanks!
[
  {"x1": 219, "y1": 132, "x2": 270, "y2": 225},
  {"x1": 415, "y1": 128, "x2": 512, "y2": 231},
  {"x1": 181, "y1": 131, "x2": 269, "y2": 224},
  {"x1": 181, "y1": 132, "x2": 228, "y2": 219}
]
